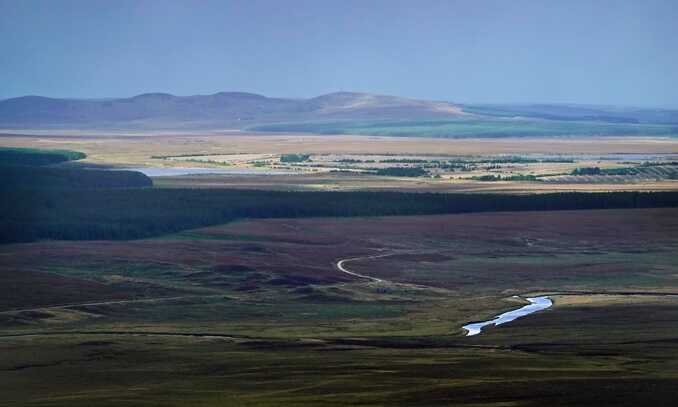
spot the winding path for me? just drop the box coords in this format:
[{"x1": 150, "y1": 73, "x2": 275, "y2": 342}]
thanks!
[{"x1": 335, "y1": 254, "x2": 393, "y2": 283}]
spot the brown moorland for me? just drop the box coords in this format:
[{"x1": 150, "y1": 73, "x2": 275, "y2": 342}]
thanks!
[{"x1": 1, "y1": 208, "x2": 678, "y2": 406}]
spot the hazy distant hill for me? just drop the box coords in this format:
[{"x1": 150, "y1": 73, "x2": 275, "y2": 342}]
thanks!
[
  {"x1": 3, "y1": 91, "x2": 676, "y2": 135},
  {"x1": 462, "y1": 103, "x2": 678, "y2": 125},
  {"x1": 301, "y1": 92, "x2": 465, "y2": 118},
  {"x1": 0, "y1": 91, "x2": 466, "y2": 129}
]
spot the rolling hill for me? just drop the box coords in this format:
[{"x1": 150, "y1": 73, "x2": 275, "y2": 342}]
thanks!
[
  {"x1": 0, "y1": 91, "x2": 466, "y2": 129},
  {"x1": 2, "y1": 91, "x2": 677, "y2": 137}
]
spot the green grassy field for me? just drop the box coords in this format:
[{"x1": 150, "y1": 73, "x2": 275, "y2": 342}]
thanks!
[{"x1": 249, "y1": 118, "x2": 678, "y2": 138}]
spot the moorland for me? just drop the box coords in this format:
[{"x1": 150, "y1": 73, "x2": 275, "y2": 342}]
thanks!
[
  {"x1": 2, "y1": 97, "x2": 678, "y2": 406},
  {"x1": 2, "y1": 205, "x2": 678, "y2": 406}
]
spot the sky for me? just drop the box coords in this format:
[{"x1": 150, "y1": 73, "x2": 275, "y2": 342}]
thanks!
[{"x1": 1, "y1": 0, "x2": 677, "y2": 107}]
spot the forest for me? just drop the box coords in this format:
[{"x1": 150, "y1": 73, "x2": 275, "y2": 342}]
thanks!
[
  {"x1": 0, "y1": 147, "x2": 152, "y2": 189},
  {"x1": 0, "y1": 165, "x2": 152, "y2": 189},
  {"x1": 2, "y1": 186, "x2": 678, "y2": 243},
  {"x1": 0, "y1": 147, "x2": 86, "y2": 166}
]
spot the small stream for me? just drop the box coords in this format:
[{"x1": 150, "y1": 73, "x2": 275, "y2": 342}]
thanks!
[{"x1": 463, "y1": 296, "x2": 552, "y2": 336}]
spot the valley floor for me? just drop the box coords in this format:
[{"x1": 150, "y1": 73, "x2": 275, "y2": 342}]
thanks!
[{"x1": 3, "y1": 132, "x2": 678, "y2": 193}]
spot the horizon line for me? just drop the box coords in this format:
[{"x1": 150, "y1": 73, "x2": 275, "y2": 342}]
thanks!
[{"x1": 1, "y1": 91, "x2": 678, "y2": 110}]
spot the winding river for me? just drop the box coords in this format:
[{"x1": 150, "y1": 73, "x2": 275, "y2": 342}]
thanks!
[
  {"x1": 462, "y1": 296, "x2": 553, "y2": 336},
  {"x1": 335, "y1": 254, "x2": 553, "y2": 337}
]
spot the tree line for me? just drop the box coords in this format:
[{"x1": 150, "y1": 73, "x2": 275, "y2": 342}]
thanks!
[
  {"x1": 0, "y1": 147, "x2": 86, "y2": 166},
  {"x1": 2, "y1": 187, "x2": 677, "y2": 243},
  {"x1": 0, "y1": 165, "x2": 152, "y2": 189}
]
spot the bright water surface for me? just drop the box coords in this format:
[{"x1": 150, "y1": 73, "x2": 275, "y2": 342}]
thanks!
[
  {"x1": 463, "y1": 296, "x2": 552, "y2": 336},
  {"x1": 121, "y1": 167, "x2": 295, "y2": 177}
]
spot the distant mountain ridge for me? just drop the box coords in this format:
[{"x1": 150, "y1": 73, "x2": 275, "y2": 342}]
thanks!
[
  {"x1": 2, "y1": 91, "x2": 676, "y2": 130},
  {"x1": 0, "y1": 91, "x2": 466, "y2": 129}
]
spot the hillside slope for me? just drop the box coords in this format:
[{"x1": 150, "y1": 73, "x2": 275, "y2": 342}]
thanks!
[{"x1": 0, "y1": 91, "x2": 465, "y2": 129}]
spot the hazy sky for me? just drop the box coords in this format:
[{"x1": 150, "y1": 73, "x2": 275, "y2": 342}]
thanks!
[{"x1": 1, "y1": 0, "x2": 677, "y2": 107}]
